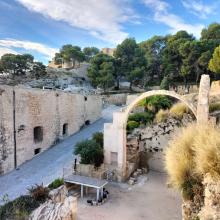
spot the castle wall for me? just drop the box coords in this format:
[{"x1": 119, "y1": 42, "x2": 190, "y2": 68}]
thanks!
[{"x1": 0, "y1": 86, "x2": 102, "y2": 175}]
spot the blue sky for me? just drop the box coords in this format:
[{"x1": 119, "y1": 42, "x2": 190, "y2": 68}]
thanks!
[{"x1": 0, "y1": 0, "x2": 220, "y2": 64}]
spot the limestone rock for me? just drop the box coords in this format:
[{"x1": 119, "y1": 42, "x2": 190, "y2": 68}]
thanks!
[
  {"x1": 199, "y1": 174, "x2": 220, "y2": 220},
  {"x1": 49, "y1": 185, "x2": 68, "y2": 203},
  {"x1": 29, "y1": 196, "x2": 77, "y2": 220}
]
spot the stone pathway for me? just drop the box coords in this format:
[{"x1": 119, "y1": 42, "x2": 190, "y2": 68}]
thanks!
[{"x1": 0, "y1": 105, "x2": 120, "y2": 203}]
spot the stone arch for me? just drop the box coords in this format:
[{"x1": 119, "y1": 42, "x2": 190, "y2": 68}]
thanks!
[
  {"x1": 124, "y1": 90, "x2": 197, "y2": 124},
  {"x1": 104, "y1": 75, "x2": 210, "y2": 181}
]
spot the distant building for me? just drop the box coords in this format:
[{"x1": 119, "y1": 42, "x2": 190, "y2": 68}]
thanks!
[
  {"x1": 101, "y1": 48, "x2": 116, "y2": 56},
  {"x1": 48, "y1": 58, "x2": 80, "y2": 69}
]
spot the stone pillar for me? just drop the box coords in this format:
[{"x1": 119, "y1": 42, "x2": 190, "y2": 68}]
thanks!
[
  {"x1": 104, "y1": 111, "x2": 127, "y2": 182},
  {"x1": 197, "y1": 74, "x2": 210, "y2": 125}
]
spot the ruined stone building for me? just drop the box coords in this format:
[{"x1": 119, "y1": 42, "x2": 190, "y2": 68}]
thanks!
[{"x1": 0, "y1": 85, "x2": 102, "y2": 175}]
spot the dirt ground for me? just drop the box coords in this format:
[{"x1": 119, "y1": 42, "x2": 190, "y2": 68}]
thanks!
[{"x1": 77, "y1": 171, "x2": 182, "y2": 220}]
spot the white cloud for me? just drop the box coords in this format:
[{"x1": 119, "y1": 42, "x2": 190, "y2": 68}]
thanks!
[
  {"x1": 142, "y1": 0, "x2": 204, "y2": 38},
  {"x1": 0, "y1": 39, "x2": 58, "y2": 60},
  {"x1": 182, "y1": 0, "x2": 216, "y2": 19},
  {"x1": 16, "y1": 0, "x2": 138, "y2": 44},
  {"x1": 0, "y1": 47, "x2": 19, "y2": 57}
]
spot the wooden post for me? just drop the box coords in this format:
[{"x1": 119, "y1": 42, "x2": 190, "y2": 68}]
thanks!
[
  {"x1": 96, "y1": 188, "x2": 100, "y2": 201},
  {"x1": 81, "y1": 185, "x2": 84, "y2": 198}
]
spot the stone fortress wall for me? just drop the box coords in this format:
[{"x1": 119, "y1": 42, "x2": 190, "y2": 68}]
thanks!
[{"x1": 0, "y1": 85, "x2": 102, "y2": 175}]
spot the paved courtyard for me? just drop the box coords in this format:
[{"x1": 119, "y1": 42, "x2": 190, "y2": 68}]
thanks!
[
  {"x1": 0, "y1": 105, "x2": 120, "y2": 203},
  {"x1": 78, "y1": 171, "x2": 182, "y2": 220}
]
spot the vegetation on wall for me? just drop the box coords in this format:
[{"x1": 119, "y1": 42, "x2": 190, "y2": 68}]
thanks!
[
  {"x1": 48, "y1": 178, "x2": 64, "y2": 190},
  {"x1": 169, "y1": 102, "x2": 192, "y2": 119}
]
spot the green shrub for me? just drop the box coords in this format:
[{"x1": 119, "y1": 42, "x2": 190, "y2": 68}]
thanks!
[
  {"x1": 128, "y1": 112, "x2": 154, "y2": 125},
  {"x1": 74, "y1": 140, "x2": 104, "y2": 167},
  {"x1": 48, "y1": 178, "x2": 64, "y2": 190},
  {"x1": 92, "y1": 132, "x2": 103, "y2": 148},
  {"x1": 0, "y1": 195, "x2": 40, "y2": 220},
  {"x1": 160, "y1": 76, "x2": 169, "y2": 90},
  {"x1": 127, "y1": 120, "x2": 139, "y2": 131},
  {"x1": 139, "y1": 95, "x2": 172, "y2": 113},
  {"x1": 28, "y1": 184, "x2": 49, "y2": 203},
  {"x1": 209, "y1": 102, "x2": 220, "y2": 113}
]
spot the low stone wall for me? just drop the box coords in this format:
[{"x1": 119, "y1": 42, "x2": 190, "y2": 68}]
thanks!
[
  {"x1": 102, "y1": 93, "x2": 128, "y2": 106},
  {"x1": 75, "y1": 163, "x2": 107, "y2": 179}
]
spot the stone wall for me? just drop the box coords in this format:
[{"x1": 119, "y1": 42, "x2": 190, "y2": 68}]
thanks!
[
  {"x1": 126, "y1": 114, "x2": 194, "y2": 174},
  {"x1": 0, "y1": 85, "x2": 102, "y2": 175},
  {"x1": 102, "y1": 93, "x2": 128, "y2": 106}
]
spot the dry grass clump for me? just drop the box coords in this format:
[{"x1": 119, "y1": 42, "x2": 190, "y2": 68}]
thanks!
[
  {"x1": 165, "y1": 123, "x2": 220, "y2": 200},
  {"x1": 165, "y1": 124, "x2": 197, "y2": 190},
  {"x1": 193, "y1": 125, "x2": 220, "y2": 179},
  {"x1": 169, "y1": 102, "x2": 191, "y2": 119},
  {"x1": 155, "y1": 109, "x2": 169, "y2": 123},
  {"x1": 209, "y1": 102, "x2": 220, "y2": 113}
]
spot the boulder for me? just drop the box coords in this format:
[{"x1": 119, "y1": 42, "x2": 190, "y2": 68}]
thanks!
[
  {"x1": 29, "y1": 196, "x2": 77, "y2": 220},
  {"x1": 49, "y1": 185, "x2": 68, "y2": 203}
]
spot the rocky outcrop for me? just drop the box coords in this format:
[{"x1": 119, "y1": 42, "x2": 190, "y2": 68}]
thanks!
[
  {"x1": 30, "y1": 186, "x2": 77, "y2": 220},
  {"x1": 199, "y1": 174, "x2": 220, "y2": 220},
  {"x1": 126, "y1": 114, "x2": 194, "y2": 173},
  {"x1": 49, "y1": 185, "x2": 68, "y2": 203}
]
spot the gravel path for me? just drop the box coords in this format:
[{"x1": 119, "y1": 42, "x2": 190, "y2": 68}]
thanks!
[
  {"x1": 78, "y1": 171, "x2": 182, "y2": 220},
  {"x1": 0, "y1": 105, "x2": 120, "y2": 203}
]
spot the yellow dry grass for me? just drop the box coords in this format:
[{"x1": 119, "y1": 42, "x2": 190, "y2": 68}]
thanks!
[
  {"x1": 165, "y1": 124, "x2": 197, "y2": 189},
  {"x1": 169, "y1": 102, "x2": 190, "y2": 119},
  {"x1": 155, "y1": 109, "x2": 169, "y2": 123},
  {"x1": 165, "y1": 123, "x2": 220, "y2": 192},
  {"x1": 193, "y1": 124, "x2": 220, "y2": 179}
]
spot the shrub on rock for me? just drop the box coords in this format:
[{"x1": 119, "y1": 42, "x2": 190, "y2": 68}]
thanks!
[
  {"x1": 170, "y1": 102, "x2": 191, "y2": 119},
  {"x1": 48, "y1": 178, "x2": 64, "y2": 190},
  {"x1": 28, "y1": 184, "x2": 49, "y2": 203},
  {"x1": 155, "y1": 109, "x2": 169, "y2": 123},
  {"x1": 127, "y1": 120, "x2": 139, "y2": 132}
]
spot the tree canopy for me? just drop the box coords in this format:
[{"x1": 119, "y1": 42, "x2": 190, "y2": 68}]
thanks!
[
  {"x1": 0, "y1": 53, "x2": 46, "y2": 78},
  {"x1": 114, "y1": 38, "x2": 147, "y2": 89},
  {"x1": 87, "y1": 53, "x2": 115, "y2": 91},
  {"x1": 55, "y1": 44, "x2": 85, "y2": 64},
  {"x1": 209, "y1": 45, "x2": 220, "y2": 74}
]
